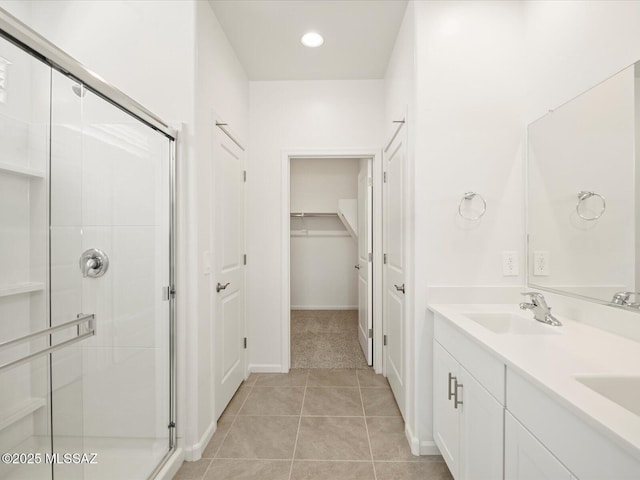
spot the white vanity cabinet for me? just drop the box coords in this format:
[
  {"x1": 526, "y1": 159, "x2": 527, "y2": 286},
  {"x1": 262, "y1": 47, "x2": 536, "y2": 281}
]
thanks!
[
  {"x1": 433, "y1": 317, "x2": 505, "y2": 480},
  {"x1": 505, "y1": 411, "x2": 575, "y2": 480},
  {"x1": 431, "y1": 308, "x2": 640, "y2": 480}
]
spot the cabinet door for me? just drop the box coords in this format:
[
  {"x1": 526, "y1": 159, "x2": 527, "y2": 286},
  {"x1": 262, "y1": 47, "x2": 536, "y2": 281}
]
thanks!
[
  {"x1": 433, "y1": 341, "x2": 460, "y2": 478},
  {"x1": 459, "y1": 367, "x2": 504, "y2": 480},
  {"x1": 505, "y1": 411, "x2": 575, "y2": 480}
]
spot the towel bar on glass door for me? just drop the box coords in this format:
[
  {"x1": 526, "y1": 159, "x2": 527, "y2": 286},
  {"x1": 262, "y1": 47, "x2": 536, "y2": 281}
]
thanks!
[{"x1": 0, "y1": 313, "x2": 96, "y2": 373}]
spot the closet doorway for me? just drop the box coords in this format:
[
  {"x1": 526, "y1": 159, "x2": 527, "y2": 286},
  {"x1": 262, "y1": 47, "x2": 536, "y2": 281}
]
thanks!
[{"x1": 281, "y1": 150, "x2": 382, "y2": 372}]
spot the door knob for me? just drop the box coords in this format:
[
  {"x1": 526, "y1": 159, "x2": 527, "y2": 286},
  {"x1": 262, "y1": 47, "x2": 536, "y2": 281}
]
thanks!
[
  {"x1": 216, "y1": 282, "x2": 230, "y2": 293},
  {"x1": 394, "y1": 284, "x2": 405, "y2": 294},
  {"x1": 354, "y1": 264, "x2": 361, "y2": 270}
]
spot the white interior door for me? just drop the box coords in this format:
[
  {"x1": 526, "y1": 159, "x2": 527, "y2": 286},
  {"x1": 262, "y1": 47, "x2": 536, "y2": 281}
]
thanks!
[
  {"x1": 213, "y1": 124, "x2": 246, "y2": 420},
  {"x1": 383, "y1": 122, "x2": 406, "y2": 417},
  {"x1": 357, "y1": 159, "x2": 373, "y2": 365}
]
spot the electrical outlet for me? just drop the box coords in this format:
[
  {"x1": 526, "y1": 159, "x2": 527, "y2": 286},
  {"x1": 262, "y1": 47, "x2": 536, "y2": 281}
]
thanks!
[
  {"x1": 502, "y1": 251, "x2": 519, "y2": 276},
  {"x1": 533, "y1": 251, "x2": 550, "y2": 276}
]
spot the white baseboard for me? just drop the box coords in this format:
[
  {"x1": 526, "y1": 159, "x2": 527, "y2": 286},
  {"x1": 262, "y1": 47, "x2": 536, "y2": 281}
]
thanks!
[
  {"x1": 154, "y1": 447, "x2": 185, "y2": 480},
  {"x1": 405, "y1": 424, "x2": 421, "y2": 456},
  {"x1": 183, "y1": 420, "x2": 216, "y2": 461},
  {"x1": 248, "y1": 364, "x2": 284, "y2": 373},
  {"x1": 291, "y1": 305, "x2": 358, "y2": 310},
  {"x1": 405, "y1": 424, "x2": 441, "y2": 456},
  {"x1": 420, "y1": 440, "x2": 440, "y2": 455}
]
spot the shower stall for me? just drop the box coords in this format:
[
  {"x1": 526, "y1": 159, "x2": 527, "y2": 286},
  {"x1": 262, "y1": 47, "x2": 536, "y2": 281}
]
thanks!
[{"x1": 0, "y1": 11, "x2": 176, "y2": 480}]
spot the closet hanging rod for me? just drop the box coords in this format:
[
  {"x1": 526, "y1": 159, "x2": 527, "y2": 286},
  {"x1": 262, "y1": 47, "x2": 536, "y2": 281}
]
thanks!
[{"x1": 290, "y1": 212, "x2": 338, "y2": 217}]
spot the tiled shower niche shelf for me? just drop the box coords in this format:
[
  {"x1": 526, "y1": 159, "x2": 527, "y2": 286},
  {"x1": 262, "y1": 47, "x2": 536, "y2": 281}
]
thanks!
[
  {"x1": 0, "y1": 398, "x2": 47, "y2": 431},
  {"x1": 0, "y1": 282, "x2": 45, "y2": 298},
  {"x1": 0, "y1": 161, "x2": 45, "y2": 178}
]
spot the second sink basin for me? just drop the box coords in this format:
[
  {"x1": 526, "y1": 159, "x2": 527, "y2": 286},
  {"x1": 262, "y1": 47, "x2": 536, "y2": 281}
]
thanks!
[
  {"x1": 464, "y1": 313, "x2": 561, "y2": 335},
  {"x1": 575, "y1": 375, "x2": 640, "y2": 417}
]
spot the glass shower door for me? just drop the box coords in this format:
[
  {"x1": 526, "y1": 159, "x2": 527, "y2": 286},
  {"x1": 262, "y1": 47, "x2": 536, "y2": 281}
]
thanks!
[
  {"x1": 49, "y1": 70, "x2": 172, "y2": 480},
  {"x1": 0, "y1": 33, "x2": 52, "y2": 480},
  {"x1": 0, "y1": 27, "x2": 173, "y2": 480}
]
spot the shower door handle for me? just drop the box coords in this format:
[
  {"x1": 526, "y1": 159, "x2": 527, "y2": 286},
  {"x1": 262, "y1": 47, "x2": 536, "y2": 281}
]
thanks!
[{"x1": 216, "y1": 282, "x2": 230, "y2": 293}]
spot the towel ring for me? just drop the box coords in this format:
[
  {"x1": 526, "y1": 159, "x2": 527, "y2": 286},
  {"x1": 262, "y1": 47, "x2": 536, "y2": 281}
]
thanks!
[
  {"x1": 458, "y1": 192, "x2": 486, "y2": 221},
  {"x1": 576, "y1": 191, "x2": 606, "y2": 221}
]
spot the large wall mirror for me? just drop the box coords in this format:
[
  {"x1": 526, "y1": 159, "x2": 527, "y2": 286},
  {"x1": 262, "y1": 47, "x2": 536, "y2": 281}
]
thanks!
[{"x1": 527, "y1": 62, "x2": 640, "y2": 310}]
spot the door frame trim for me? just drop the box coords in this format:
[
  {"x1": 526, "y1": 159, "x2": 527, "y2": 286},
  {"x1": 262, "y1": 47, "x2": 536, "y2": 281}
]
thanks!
[{"x1": 281, "y1": 148, "x2": 383, "y2": 373}]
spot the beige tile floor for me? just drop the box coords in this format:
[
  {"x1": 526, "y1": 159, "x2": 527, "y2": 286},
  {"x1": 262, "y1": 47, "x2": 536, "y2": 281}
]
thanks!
[{"x1": 173, "y1": 369, "x2": 453, "y2": 480}]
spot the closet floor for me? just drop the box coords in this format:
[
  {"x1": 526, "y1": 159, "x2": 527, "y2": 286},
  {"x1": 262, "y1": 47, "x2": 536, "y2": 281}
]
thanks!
[{"x1": 290, "y1": 310, "x2": 368, "y2": 369}]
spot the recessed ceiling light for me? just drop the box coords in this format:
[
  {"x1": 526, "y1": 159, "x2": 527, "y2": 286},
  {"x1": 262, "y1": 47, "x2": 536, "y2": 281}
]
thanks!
[{"x1": 301, "y1": 32, "x2": 324, "y2": 48}]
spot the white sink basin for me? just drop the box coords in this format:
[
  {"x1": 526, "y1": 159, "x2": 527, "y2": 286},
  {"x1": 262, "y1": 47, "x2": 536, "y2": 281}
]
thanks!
[
  {"x1": 464, "y1": 313, "x2": 561, "y2": 335},
  {"x1": 575, "y1": 376, "x2": 640, "y2": 416}
]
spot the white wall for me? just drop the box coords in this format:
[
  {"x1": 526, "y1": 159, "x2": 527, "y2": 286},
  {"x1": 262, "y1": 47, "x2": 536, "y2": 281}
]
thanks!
[
  {"x1": 248, "y1": 80, "x2": 384, "y2": 370},
  {"x1": 290, "y1": 158, "x2": 358, "y2": 212},
  {"x1": 290, "y1": 158, "x2": 359, "y2": 309},
  {"x1": 402, "y1": 0, "x2": 526, "y2": 454},
  {"x1": 2, "y1": 0, "x2": 196, "y2": 126},
  {"x1": 524, "y1": 0, "x2": 640, "y2": 123}
]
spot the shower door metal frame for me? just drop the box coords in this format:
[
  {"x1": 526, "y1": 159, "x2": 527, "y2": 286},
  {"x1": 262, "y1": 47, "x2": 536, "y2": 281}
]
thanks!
[{"x1": 0, "y1": 7, "x2": 178, "y2": 480}]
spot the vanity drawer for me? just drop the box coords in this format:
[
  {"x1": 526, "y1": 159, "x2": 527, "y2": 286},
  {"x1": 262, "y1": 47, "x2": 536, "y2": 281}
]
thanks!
[
  {"x1": 506, "y1": 368, "x2": 640, "y2": 480},
  {"x1": 434, "y1": 313, "x2": 505, "y2": 405}
]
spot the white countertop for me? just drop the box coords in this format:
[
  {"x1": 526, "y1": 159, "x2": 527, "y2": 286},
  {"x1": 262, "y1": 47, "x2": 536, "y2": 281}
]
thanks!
[{"x1": 428, "y1": 303, "x2": 640, "y2": 462}]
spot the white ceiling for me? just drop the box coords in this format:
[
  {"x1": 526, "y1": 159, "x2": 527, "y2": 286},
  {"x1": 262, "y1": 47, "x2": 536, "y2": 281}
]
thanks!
[{"x1": 208, "y1": 0, "x2": 408, "y2": 81}]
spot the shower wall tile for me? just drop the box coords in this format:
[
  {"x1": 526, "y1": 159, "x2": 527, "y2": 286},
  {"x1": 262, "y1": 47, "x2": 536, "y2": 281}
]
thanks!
[
  {"x1": 81, "y1": 130, "x2": 159, "y2": 227},
  {"x1": 50, "y1": 226, "x2": 82, "y2": 331},
  {"x1": 0, "y1": 297, "x2": 33, "y2": 412},
  {"x1": 81, "y1": 226, "x2": 163, "y2": 349},
  {"x1": 0, "y1": 115, "x2": 29, "y2": 167},
  {"x1": 81, "y1": 346, "x2": 168, "y2": 438},
  {"x1": 0, "y1": 173, "x2": 30, "y2": 285},
  {"x1": 50, "y1": 125, "x2": 83, "y2": 227},
  {"x1": 50, "y1": 349, "x2": 85, "y2": 437}
]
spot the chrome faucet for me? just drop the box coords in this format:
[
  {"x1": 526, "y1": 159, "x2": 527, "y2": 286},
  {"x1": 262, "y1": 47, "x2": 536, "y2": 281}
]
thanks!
[
  {"x1": 611, "y1": 291, "x2": 640, "y2": 308},
  {"x1": 519, "y1": 292, "x2": 562, "y2": 326}
]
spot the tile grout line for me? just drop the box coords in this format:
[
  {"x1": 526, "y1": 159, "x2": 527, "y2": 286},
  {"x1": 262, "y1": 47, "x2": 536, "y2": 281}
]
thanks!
[
  {"x1": 199, "y1": 375, "x2": 257, "y2": 480},
  {"x1": 358, "y1": 370, "x2": 378, "y2": 480},
  {"x1": 287, "y1": 369, "x2": 309, "y2": 480}
]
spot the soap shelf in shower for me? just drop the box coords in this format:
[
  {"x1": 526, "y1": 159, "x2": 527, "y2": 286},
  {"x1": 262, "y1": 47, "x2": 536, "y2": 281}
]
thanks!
[
  {"x1": 0, "y1": 161, "x2": 45, "y2": 178},
  {"x1": 0, "y1": 282, "x2": 45, "y2": 298},
  {"x1": 0, "y1": 398, "x2": 46, "y2": 431}
]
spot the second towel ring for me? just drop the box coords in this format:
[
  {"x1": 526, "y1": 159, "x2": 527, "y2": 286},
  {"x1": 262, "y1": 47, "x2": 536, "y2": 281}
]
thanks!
[
  {"x1": 458, "y1": 192, "x2": 487, "y2": 221},
  {"x1": 576, "y1": 191, "x2": 606, "y2": 221}
]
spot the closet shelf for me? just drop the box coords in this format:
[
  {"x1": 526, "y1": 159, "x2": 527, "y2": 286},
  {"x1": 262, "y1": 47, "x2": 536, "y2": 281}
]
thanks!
[
  {"x1": 0, "y1": 161, "x2": 45, "y2": 178},
  {"x1": 0, "y1": 398, "x2": 47, "y2": 431},
  {"x1": 338, "y1": 199, "x2": 358, "y2": 240},
  {"x1": 0, "y1": 282, "x2": 45, "y2": 298}
]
